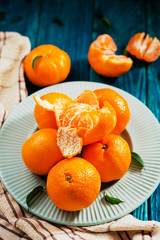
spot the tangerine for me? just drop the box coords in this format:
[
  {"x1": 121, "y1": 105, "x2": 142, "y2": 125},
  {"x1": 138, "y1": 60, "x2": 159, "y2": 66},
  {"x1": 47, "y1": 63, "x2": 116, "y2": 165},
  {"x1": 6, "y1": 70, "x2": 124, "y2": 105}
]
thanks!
[
  {"x1": 34, "y1": 92, "x2": 73, "y2": 129},
  {"x1": 21, "y1": 128, "x2": 63, "y2": 175},
  {"x1": 47, "y1": 157, "x2": 101, "y2": 211},
  {"x1": 88, "y1": 34, "x2": 133, "y2": 77},
  {"x1": 94, "y1": 88, "x2": 130, "y2": 135},
  {"x1": 127, "y1": 32, "x2": 160, "y2": 62},
  {"x1": 24, "y1": 44, "x2": 71, "y2": 86},
  {"x1": 58, "y1": 90, "x2": 117, "y2": 145},
  {"x1": 82, "y1": 134, "x2": 131, "y2": 182},
  {"x1": 33, "y1": 90, "x2": 117, "y2": 157}
]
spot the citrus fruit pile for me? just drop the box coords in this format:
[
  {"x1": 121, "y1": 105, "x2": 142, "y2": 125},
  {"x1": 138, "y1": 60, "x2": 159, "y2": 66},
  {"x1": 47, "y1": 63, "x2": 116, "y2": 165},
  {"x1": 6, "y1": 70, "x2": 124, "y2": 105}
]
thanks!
[{"x1": 21, "y1": 88, "x2": 131, "y2": 211}]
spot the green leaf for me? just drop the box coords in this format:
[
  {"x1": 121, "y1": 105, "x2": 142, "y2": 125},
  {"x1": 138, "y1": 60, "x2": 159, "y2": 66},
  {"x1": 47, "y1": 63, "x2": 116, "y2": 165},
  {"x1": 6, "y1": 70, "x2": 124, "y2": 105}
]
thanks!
[
  {"x1": 52, "y1": 17, "x2": 64, "y2": 25},
  {"x1": 104, "y1": 193, "x2": 124, "y2": 204},
  {"x1": 123, "y1": 46, "x2": 128, "y2": 56},
  {"x1": 32, "y1": 56, "x2": 42, "y2": 70},
  {"x1": 131, "y1": 152, "x2": 144, "y2": 167},
  {"x1": 101, "y1": 17, "x2": 111, "y2": 28},
  {"x1": 26, "y1": 185, "x2": 45, "y2": 208}
]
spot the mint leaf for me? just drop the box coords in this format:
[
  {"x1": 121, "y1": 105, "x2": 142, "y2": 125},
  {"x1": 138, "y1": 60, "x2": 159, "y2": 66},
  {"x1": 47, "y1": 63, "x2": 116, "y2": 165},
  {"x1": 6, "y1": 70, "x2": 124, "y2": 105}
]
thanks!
[
  {"x1": 101, "y1": 18, "x2": 111, "y2": 28},
  {"x1": 53, "y1": 17, "x2": 64, "y2": 25},
  {"x1": 26, "y1": 185, "x2": 45, "y2": 208},
  {"x1": 32, "y1": 56, "x2": 42, "y2": 70},
  {"x1": 131, "y1": 152, "x2": 144, "y2": 167},
  {"x1": 123, "y1": 46, "x2": 128, "y2": 56},
  {"x1": 104, "y1": 193, "x2": 124, "y2": 204}
]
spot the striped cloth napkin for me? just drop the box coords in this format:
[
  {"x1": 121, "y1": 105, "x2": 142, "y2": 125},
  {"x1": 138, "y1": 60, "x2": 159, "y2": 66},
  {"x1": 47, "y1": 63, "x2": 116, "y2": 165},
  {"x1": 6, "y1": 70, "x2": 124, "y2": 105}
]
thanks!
[{"x1": 0, "y1": 32, "x2": 160, "y2": 240}]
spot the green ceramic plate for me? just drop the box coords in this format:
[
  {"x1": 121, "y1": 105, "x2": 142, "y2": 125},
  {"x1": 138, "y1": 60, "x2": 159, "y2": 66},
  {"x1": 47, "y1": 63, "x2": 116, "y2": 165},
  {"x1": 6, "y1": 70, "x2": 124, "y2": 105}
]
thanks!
[{"x1": 0, "y1": 81, "x2": 160, "y2": 226}]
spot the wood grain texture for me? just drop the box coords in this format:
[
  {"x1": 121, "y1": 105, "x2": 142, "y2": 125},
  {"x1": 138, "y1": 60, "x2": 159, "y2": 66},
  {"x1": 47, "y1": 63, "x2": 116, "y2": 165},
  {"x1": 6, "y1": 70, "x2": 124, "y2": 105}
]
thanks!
[
  {"x1": 144, "y1": 0, "x2": 160, "y2": 222},
  {"x1": 0, "y1": 0, "x2": 160, "y2": 222},
  {"x1": 0, "y1": 0, "x2": 40, "y2": 48},
  {"x1": 35, "y1": 0, "x2": 93, "y2": 82}
]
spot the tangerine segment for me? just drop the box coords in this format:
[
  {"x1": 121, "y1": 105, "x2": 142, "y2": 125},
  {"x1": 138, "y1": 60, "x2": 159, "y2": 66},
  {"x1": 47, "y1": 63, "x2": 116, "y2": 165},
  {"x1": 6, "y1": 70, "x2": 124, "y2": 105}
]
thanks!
[
  {"x1": 59, "y1": 101, "x2": 117, "y2": 145},
  {"x1": 94, "y1": 88, "x2": 130, "y2": 135},
  {"x1": 21, "y1": 128, "x2": 63, "y2": 175},
  {"x1": 47, "y1": 157, "x2": 101, "y2": 211},
  {"x1": 33, "y1": 93, "x2": 73, "y2": 129},
  {"x1": 127, "y1": 32, "x2": 160, "y2": 62},
  {"x1": 74, "y1": 90, "x2": 99, "y2": 107},
  {"x1": 88, "y1": 34, "x2": 133, "y2": 77},
  {"x1": 82, "y1": 134, "x2": 131, "y2": 182},
  {"x1": 57, "y1": 128, "x2": 83, "y2": 158},
  {"x1": 94, "y1": 34, "x2": 117, "y2": 54},
  {"x1": 24, "y1": 44, "x2": 71, "y2": 86},
  {"x1": 143, "y1": 37, "x2": 160, "y2": 62}
]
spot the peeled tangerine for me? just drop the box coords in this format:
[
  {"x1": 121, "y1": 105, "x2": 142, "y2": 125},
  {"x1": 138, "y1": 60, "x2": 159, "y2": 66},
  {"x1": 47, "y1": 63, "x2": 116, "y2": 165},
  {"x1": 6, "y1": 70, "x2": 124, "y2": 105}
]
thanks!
[
  {"x1": 127, "y1": 32, "x2": 160, "y2": 62},
  {"x1": 33, "y1": 90, "x2": 117, "y2": 158},
  {"x1": 88, "y1": 34, "x2": 133, "y2": 77}
]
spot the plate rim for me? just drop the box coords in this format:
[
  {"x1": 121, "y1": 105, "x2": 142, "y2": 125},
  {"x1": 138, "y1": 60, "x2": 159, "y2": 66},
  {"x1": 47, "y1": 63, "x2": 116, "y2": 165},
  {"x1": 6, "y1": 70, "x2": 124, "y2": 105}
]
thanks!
[{"x1": 0, "y1": 81, "x2": 160, "y2": 226}]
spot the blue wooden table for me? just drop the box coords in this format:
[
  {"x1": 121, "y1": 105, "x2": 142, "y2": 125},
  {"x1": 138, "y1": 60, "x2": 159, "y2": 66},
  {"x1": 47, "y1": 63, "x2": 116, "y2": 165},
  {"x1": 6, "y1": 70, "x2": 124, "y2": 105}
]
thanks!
[{"x1": 1, "y1": 0, "x2": 160, "y2": 222}]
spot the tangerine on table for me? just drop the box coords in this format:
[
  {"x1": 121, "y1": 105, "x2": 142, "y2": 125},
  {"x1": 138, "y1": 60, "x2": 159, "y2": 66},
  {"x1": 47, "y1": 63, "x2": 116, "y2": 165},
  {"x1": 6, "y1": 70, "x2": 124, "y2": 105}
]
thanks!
[
  {"x1": 47, "y1": 157, "x2": 101, "y2": 211},
  {"x1": 21, "y1": 128, "x2": 63, "y2": 175},
  {"x1": 88, "y1": 34, "x2": 133, "y2": 77},
  {"x1": 34, "y1": 92, "x2": 73, "y2": 129},
  {"x1": 127, "y1": 32, "x2": 160, "y2": 62},
  {"x1": 94, "y1": 88, "x2": 130, "y2": 135},
  {"x1": 82, "y1": 134, "x2": 131, "y2": 182},
  {"x1": 24, "y1": 44, "x2": 71, "y2": 86}
]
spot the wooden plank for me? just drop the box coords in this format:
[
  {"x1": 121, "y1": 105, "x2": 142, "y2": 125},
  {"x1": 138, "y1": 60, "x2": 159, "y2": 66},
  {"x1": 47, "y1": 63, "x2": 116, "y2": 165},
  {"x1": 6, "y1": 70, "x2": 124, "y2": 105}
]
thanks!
[
  {"x1": 0, "y1": 0, "x2": 42, "y2": 95},
  {"x1": 0, "y1": 0, "x2": 40, "y2": 48},
  {"x1": 36, "y1": 0, "x2": 93, "y2": 83},
  {"x1": 89, "y1": 0, "x2": 150, "y2": 220},
  {"x1": 144, "y1": 0, "x2": 160, "y2": 222},
  {"x1": 89, "y1": 0, "x2": 147, "y2": 97}
]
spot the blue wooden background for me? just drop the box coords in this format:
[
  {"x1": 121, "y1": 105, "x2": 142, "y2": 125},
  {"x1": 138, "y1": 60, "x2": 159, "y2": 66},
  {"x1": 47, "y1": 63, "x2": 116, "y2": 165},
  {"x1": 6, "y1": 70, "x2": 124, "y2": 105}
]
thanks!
[{"x1": 1, "y1": 0, "x2": 160, "y2": 222}]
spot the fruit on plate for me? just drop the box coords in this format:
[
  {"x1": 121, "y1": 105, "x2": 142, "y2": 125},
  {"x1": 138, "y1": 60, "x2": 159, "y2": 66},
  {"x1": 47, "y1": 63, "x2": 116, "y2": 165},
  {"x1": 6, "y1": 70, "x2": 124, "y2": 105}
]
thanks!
[
  {"x1": 88, "y1": 34, "x2": 133, "y2": 77},
  {"x1": 21, "y1": 87, "x2": 133, "y2": 211},
  {"x1": 94, "y1": 88, "x2": 130, "y2": 135},
  {"x1": 47, "y1": 157, "x2": 101, "y2": 211},
  {"x1": 21, "y1": 128, "x2": 63, "y2": 175},
  {"x1": 127, "y1": 32, "x2": 160, "y2": 62},
  {"x1": 24, "y1": 44, "x2": 71, "y2": 86},
  {"x1": 34, "y1": 92, "x2": 73, "y2": 129},
  {"x1": 33, "y1": 90, "x2": 117, "y2": 157},
  {"x1": 58, "y1": 90, "x2": 117, "y2": 145},
  {"x1": 82, "y1": 134, "x2": 131, "y2": 182}
]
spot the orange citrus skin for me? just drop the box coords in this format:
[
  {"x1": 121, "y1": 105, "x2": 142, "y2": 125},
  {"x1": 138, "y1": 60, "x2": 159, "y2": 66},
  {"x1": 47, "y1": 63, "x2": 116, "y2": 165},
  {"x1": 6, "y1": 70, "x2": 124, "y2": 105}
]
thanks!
[
  {"x1": 58, "y1": 90, "x2": 117, "y2": 146},
  {"x1": 34, "y1": 92, "x2": 73, "y2": 129},
  {"x1": 21, "y1": 128, "x2": 63, "y2": 175},
  {"x1": 24, "y1": 45, "x2": 71, "y2": 86},
  {"x1": 94, "y1": 88, "x2": 130, "y2": 135},
  {"x1": 82, "y1": 134, "x2": 131, "y2": 182},
  {"x1": 59, "y1": 101, "x2": 117, "y2": 145},
  {"x1": 47, "y1": 157, "x2": 101, "y2": 211},
  {"x1": 88, "y1": 34, "x2": 133, "y2": 77},
  {"x1": 127, "y1": 32, "x2": 160, "y2": 62}
]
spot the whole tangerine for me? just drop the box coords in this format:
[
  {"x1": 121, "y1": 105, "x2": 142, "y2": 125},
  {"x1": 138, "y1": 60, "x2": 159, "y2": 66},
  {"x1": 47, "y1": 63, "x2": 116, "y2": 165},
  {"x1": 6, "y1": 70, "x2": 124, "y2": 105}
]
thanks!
[
  {"x1": 21, "y1": 128, "x2": 63, "y2": 175},
  {"x1": 47, "y1": 157, "x2": 101, "y2": 211},
  {"x1": 82, "y1": 134, "x2": 131, "y2": 182},
  {"x1": 24, "y1": 44, "x2": 71, "y2": 86}
]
